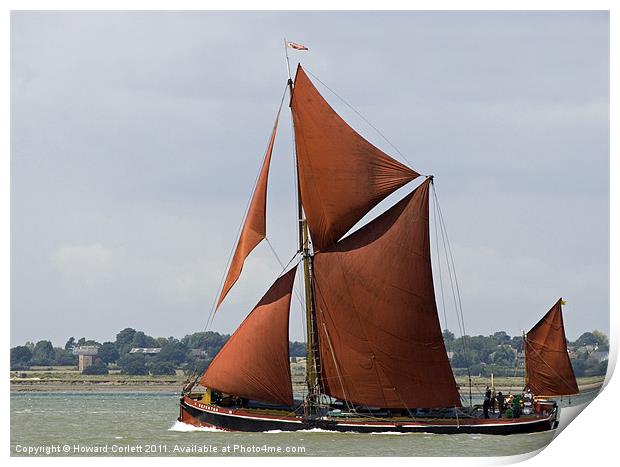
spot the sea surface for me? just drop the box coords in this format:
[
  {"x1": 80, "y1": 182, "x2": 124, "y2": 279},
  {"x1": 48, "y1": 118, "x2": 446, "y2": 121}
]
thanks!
[{"x1": 10, "y1": 389, "x2": 599, "y2": 457}]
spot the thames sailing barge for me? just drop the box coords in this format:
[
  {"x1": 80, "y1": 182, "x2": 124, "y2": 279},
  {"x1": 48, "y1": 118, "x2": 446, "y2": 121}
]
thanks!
[{"x1": 179, "y1": 62, "x2": 563, "y2": 434}]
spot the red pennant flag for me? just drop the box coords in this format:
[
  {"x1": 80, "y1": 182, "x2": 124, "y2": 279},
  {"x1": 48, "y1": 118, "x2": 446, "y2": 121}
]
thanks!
[{"x1": 287, "y1": 41, "x2": 308, "y2": 51}]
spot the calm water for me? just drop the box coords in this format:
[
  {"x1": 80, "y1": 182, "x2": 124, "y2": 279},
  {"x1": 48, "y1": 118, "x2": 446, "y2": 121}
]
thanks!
[{"x1": 10, "y1": 390, "x2": 599, "y2": 457}]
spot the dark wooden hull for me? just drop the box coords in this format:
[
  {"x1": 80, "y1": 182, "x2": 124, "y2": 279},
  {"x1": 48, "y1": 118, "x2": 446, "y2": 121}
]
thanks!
[{"x1": 179, "y1": 396, "x2": 557, "y2": 435}]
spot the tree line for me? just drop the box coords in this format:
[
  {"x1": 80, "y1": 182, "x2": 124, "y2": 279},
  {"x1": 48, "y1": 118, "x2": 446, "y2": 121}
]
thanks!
[
  {"x1": 10, "y1": 327, "x2": 609, "y2": 378},
  {"x1": 442, "y1": 330, "x2": 609, "y2": 377},
  {"x1": 10, "y1": 327, "x2": 308, "y2": 376}
]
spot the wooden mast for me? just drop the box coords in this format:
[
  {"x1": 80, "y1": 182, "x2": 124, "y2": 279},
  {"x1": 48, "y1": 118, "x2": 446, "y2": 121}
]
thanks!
[{"x1": 284, "y1": 40, "x2": 318, "y2": 412}]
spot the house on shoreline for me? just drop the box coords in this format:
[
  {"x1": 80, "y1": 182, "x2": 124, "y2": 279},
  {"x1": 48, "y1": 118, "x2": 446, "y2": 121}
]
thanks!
[
  {"x1": 129, "y1": 348, "x2": 161, "y2": 355},
  {"x1": 72, "y1": 345, "x2": 99, "y2": 371}
]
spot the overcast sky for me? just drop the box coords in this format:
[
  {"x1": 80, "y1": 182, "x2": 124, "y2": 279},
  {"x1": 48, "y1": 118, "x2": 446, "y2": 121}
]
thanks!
[{"x1": 11, "y1": 11, "x2": 609, "y2": 347}]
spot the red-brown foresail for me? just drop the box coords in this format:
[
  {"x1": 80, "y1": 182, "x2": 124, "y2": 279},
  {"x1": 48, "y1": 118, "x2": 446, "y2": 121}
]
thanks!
[
  {"x1": 216, "y1": 109, "x2": 281, "y2": 309},
  {"x1": 525, "y1": 298, "x2": 578, "y2": 396},
  {"x1": 313, "y1": 179, "x2": 461, "y2": 409},
  {"x1": 201, "y1": 267, "x2": 297, "y2": 406}
]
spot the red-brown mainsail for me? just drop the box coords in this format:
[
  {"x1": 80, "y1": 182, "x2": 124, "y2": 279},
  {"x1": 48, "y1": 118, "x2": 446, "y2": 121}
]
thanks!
[
  {"x1": 201, "y1": 267, "x2": 297, "y2": 407},
  {"x1": 313, "y1": 179, "x2": 461, "y2": 409},
  {"x1": 291, "y1": 65, "x2": 419, "y2": 251},
  {"x1": 216, "y1": 107, "x2": 282, "y2": 309},
  {"x1": 525, "y1": 298, "x2": 579, "y2": 397}
]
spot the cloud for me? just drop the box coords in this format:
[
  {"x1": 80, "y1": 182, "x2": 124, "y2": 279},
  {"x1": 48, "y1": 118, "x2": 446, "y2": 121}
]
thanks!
[
  {"x1": 50, "y1": 243, "x2": 124, "y2": 290},
  {"x1": 11, "y1": 11, "x2": 609, "y2": 346}
]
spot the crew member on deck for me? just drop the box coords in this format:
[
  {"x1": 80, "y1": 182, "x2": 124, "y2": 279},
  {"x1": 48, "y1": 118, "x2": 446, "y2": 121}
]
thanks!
[
  {"x1": 483, "y1": 395, "x2": 491, "y2": 419},
  {"x1": 496, "y1": 391, "x2": 505, "y2": 417},
  {"x1": 512, "y1": 394, "x2": 522, "y2": 418}
]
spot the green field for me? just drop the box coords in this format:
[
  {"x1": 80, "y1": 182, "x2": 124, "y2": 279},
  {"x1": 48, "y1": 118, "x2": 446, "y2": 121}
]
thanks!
[{"x1": 11, "y1": 366, "x2": 186, "y2": 384}]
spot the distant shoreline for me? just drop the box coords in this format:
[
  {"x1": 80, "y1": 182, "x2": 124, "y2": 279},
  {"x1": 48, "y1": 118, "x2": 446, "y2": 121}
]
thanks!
[
  {"x1": 11, "y1": 376, "x2": 604, "y2": 395},
  {"x1": 10, "y1": 381, "x2": 182, "y2": 393}
]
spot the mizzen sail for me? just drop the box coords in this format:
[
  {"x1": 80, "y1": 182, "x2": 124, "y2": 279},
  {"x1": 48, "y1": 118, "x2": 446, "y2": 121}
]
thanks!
[
  {"x1": 525, "y1": 298, "x2": 579, "y2": 397},
  {"x1": 312, "y1": 179, "x2": 461, "y2": 409},
  {"x1": 291, "y1": 65, "x2": 419, "y2": 251},
  {"x1": 216, "y1": 107, "x2": 282, "y2": 309},
  {"x1": 201, "y1": 267, "x2": 297, "y2": 407}
]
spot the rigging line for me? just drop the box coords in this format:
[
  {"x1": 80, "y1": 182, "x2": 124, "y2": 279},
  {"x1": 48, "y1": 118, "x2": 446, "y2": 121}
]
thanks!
[
  {"x1": 432, "y1": 185, "x2": 465, "y2": 344},
  {"x1": 203, "y1": 84, "x2": 290, "y2": 332},
  {"x1": 205, "y1": 250, "x2": 302, "y2": 356},
  {"x1": 437, "y1": 208, "x2": 462, "y2": 338},
  {"x1": 265, "y1": 237, "x2": 285, "y2": 270},
  {"x1": 206, "y1": 249, "x2": 302, "y2": 336},
  {"x1": 432, "y1": 183, "x2": 474, "y2": 405},
  {"x1": 304, "y1": 68, "x2": 416, "y2": 171},
  {"x1": 432, "y1": 192, "x2": 468, "y2": 402},
  {"x1": 432, "y1": 183, "x2": 449, "y2": 333},
  {"x1": 433, "y1": 186, "x2": 470, "y2": 354},
  {"x1": 435, "y1": 193, "x2": 478, "y2": 401},
  {"x1": 265, "y1": 237, "x2": 305, "y2": 311},
  {"x1": 433, "y1": 185, "x2": 469, "y2": 344},
  {"x1": 278, "y1": 251, "x2": 304, "y2": 279},
  {"x1": 389, "y1": 384, "x2": 418, "y2": 422},
  {"x1": 266, "y1": 235, "x2": 305, "y2": 309}
]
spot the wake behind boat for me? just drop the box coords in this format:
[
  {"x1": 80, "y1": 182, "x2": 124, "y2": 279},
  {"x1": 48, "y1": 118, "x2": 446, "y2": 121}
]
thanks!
[{"x1": 178, "y1": 48, "x2": 576, "y2": 435}]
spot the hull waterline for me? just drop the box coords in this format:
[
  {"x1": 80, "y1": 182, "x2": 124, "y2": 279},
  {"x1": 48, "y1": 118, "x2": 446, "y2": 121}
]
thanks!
[{"x1": 178, "y1": 396, "x2": 558, "y2": 435}]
